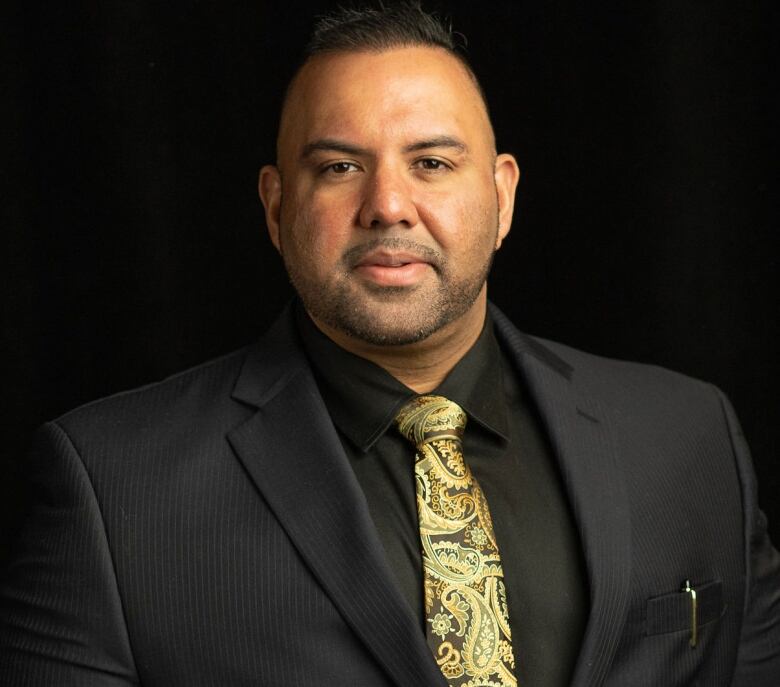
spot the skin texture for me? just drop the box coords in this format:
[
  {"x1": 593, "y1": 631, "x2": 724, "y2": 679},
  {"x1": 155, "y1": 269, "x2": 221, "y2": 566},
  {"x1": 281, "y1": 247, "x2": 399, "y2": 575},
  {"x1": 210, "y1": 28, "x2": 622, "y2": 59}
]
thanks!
[{"x1": 259, "y1": 46, "x2": 520, "y2": 392}]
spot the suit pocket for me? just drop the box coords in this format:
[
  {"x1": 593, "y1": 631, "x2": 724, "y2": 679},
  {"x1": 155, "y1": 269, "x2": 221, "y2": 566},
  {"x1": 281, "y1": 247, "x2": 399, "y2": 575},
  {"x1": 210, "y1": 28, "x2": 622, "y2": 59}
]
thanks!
[{"x1": 646, "y1": 580, "x2": 724, "y2": 636}]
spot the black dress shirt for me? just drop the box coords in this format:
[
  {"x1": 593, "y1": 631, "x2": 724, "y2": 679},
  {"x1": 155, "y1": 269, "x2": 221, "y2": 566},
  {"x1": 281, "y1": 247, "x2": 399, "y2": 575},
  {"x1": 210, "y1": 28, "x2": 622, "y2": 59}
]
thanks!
[{"x1": 297, "y1": 306, "x2": 588, "y2": 687}]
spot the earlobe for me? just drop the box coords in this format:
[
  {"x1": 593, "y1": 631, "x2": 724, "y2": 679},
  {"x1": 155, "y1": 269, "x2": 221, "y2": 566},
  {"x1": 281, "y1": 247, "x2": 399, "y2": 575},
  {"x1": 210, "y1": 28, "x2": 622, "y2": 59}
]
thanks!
[
  {"x1": 493, "y1": 154, "x2": 520, "y2": 249},
  {"x1": 258, "y1": 165, "x2": 282, "y2": 252}
]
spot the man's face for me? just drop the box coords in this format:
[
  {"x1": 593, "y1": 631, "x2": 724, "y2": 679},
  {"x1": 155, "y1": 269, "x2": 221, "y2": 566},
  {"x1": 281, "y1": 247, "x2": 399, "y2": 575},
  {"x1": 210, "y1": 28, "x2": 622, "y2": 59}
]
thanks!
[{"x1": 260, "y1": 46, "x2": 519, "y2": 346}]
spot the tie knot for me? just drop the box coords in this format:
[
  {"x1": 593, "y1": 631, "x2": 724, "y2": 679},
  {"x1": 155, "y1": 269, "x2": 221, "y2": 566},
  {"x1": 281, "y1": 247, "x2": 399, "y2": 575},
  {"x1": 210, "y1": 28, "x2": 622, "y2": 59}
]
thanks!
[{"x1": 395, "y1": 395, "x2": 467, "y2": 446}]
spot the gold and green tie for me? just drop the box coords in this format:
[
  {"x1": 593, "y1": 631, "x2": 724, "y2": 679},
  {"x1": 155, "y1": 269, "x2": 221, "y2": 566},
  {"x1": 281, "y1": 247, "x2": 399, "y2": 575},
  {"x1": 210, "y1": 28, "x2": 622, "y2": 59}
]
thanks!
[{"x1": 395, "y1": 395, "x2": 517, "y2": 686}]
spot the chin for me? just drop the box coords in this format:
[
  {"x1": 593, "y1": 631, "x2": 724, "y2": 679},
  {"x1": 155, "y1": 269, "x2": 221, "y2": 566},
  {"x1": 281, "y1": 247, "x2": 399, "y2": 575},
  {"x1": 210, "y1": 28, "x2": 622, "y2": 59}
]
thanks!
[
  {"x1": 295, "y1": 273, "x2": 486, "y2": 348},
  {"x1": 329, "y1": 315, "x2": 439, "y2": 347}
]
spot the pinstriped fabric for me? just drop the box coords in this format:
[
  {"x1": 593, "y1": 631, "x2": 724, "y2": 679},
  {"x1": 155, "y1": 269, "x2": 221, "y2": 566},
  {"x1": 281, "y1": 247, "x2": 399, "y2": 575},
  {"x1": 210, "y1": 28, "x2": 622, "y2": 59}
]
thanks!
[
  {"x1": 721, "y1": 390, "x2": 780, "y2": 684},
  {"x1": 82, "y1": 351, "x2": 395, "y2": 687},
  {"x1": 2, "y1": 348, "x2": 399, "y2": 686},
  {"x1": 0, "y1": 422, "x2": 138, "y2": 685},
  {"x1": 490, "y1": 304, "x2": 780, "y2": 685},
  {"x1": 491, "y1": 306, "x2": 632, "y2": 685},
  {"x1": 2, "y1": 304, "x2": 779, "y2": 685},
  {"x1": 602, "y1": 379, "x2": 745, "y2": 685},
  {"x1": 226, "y1": 372, "x2": 447, "y2": 686}
]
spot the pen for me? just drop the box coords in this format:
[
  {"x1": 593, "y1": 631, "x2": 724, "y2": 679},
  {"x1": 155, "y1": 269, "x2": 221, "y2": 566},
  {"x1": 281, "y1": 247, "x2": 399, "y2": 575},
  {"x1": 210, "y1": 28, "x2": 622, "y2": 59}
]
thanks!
[{"x1": 682, "y1": 580, "x2": 698, "y2": 648}]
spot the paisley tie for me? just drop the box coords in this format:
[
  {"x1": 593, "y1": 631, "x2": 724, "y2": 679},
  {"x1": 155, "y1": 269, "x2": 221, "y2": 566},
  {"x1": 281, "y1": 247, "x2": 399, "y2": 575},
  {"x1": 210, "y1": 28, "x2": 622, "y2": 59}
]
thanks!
[{"x1": 395, "y1": 395, "x2": 517, "y2": 686}]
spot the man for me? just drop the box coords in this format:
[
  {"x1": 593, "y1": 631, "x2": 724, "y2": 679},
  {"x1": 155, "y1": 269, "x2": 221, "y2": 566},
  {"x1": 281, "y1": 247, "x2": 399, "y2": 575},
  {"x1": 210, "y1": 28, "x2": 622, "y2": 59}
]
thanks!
[{"x1": 2, "y1": 3, "x2": 779, "y2": 686}]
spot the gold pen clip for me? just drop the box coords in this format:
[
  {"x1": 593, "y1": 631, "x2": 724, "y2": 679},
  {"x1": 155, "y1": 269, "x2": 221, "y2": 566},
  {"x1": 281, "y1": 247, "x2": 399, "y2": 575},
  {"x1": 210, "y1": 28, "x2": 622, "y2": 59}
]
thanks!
[{"x1": 682, "y1": 580, "x2": 698, "y2": 648}]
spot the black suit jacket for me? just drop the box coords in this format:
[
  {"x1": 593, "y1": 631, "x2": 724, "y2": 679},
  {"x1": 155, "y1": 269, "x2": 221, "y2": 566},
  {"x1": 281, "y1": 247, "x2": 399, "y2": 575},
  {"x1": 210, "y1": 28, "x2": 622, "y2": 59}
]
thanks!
[{"x1": 2, "y1": 304, "x2": 779, "y2": 686}]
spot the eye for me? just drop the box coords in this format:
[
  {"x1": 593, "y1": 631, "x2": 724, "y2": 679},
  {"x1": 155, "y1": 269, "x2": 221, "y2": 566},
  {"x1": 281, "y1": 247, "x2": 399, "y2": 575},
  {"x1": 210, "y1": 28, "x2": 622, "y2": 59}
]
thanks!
[
  {"x1": 324, "y1": 161, "x2": 360, "y2": 175},
  {"x1": 414, "y1": 158, "x2": 451, "y2": 172}
]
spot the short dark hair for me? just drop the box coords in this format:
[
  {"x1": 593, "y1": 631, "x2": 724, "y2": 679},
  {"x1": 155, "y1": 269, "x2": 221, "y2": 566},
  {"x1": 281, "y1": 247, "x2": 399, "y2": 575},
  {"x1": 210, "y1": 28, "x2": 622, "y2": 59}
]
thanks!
[
  {"x1": 305, "y1": 1, "x2": 460, "y2": 56},
  {"x1": 275, "y1": 2, "x2": 493, "y2": 161},
  {"x1": 298, "y1": 1, "x2": 487, "y2": 108}
]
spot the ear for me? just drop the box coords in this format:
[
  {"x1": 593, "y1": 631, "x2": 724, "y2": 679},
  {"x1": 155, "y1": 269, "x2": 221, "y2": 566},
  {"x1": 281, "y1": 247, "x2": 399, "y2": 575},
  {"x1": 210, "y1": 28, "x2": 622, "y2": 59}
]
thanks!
[
  {"x1": 258, "y1": 165, "x2": 282, "y2": 252},
  {"x1": 493, "y1": 153, "x2": 520, "y2": 250}
]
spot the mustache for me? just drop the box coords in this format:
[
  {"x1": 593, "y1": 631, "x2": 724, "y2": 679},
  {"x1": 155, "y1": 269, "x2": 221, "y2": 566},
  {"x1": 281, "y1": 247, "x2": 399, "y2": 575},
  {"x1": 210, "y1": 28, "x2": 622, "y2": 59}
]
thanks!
[{"x1": 342, "y1": 238, "x2": 443, "y2": 269}]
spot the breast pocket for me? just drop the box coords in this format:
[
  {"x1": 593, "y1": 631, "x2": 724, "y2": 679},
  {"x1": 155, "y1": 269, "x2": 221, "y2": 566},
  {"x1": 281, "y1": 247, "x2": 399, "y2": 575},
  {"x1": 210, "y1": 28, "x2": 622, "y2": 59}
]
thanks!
[
  {"x1": 605, "y1": 580, "x2": 730, "y2": 686},
  {"x1": 646, "y1": 579, "x2": 725, "y2": 639}
]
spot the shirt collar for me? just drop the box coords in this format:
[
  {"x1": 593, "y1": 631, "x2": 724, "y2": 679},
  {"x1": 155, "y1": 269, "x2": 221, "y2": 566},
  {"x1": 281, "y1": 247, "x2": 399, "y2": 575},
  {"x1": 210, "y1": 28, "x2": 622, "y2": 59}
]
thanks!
[{"x1": 296, "y1": 303, "x2": 509, "y2": 452}]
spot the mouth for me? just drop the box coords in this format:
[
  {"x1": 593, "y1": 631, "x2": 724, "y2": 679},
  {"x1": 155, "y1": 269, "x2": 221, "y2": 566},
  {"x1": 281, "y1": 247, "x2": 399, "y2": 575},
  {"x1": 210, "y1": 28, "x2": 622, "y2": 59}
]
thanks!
[{"x1": 352, "y1": 250, "x2": 433, "y2": 287}]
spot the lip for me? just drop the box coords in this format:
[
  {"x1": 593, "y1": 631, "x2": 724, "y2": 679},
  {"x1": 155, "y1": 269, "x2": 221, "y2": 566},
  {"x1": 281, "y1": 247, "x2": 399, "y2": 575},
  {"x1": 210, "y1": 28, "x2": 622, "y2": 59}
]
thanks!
[
  {"x1": 353, "y1": 250, "x2": 432, "y2": 287},
  {"x1": 354, "y1": 250, "x2": 430, "y2": 268}
]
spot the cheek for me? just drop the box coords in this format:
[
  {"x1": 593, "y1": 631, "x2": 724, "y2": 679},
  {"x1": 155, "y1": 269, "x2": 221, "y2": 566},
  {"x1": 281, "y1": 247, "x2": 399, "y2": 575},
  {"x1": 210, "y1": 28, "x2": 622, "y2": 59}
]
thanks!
[
  {"x1": 283, "y1": 193, "x2": 354, "y2": 265},
  {"x1": 420, "y1": 186, "x2": 497, "y2": 252}
]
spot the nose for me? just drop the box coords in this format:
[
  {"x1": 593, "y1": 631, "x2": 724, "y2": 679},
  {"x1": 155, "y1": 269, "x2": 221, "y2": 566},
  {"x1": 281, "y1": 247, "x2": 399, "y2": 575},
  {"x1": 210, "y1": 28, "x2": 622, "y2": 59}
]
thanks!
[{"x1": 358, "y1": 164, "x2": 420, "y2": 229}]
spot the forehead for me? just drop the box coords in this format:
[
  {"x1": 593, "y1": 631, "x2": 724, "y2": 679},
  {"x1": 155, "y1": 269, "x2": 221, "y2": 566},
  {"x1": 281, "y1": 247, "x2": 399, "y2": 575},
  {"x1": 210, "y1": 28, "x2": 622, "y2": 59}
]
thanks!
[{"x1": 277, "y1": 46, "x2": 493, "y2": 162}]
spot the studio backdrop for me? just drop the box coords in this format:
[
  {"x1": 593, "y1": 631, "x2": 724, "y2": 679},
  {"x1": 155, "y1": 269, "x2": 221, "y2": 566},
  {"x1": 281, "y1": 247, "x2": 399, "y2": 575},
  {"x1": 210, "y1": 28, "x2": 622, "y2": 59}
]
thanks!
[{"x1": 3, "y1": 1, "x2": 778, "y2": 566}]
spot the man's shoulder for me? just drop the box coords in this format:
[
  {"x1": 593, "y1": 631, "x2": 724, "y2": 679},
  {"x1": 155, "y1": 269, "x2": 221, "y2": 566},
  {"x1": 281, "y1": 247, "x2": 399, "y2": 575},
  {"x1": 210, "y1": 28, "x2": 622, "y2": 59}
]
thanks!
[
  {"x1": 531, "y1": 337, "x2": 713, "y2": 393},
  {"x1": 516, "y1": 332, "x2": 735, "y2": 448},
  {"x1": 535, "y1": 334, "x2": 710, "y2": 387},
  {"x1": 491, "y1": 305, "x2": 724, "y2": 412},
  {"x1": 54, "y1": 346, "x2": 253, "y2": 443},
  {"x1": 53, "y1": 306, "x2": 303, "y2": 439}
]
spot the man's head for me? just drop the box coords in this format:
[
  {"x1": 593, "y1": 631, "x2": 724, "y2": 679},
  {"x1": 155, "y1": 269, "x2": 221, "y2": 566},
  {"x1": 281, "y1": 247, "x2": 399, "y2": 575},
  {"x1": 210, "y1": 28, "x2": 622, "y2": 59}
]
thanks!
[
  {"x1": 285, "y1": 2, "x2": 493, "y2": 157},
  {"x1": 259, "y1": 2, "x2": 519, "y2": 349}
]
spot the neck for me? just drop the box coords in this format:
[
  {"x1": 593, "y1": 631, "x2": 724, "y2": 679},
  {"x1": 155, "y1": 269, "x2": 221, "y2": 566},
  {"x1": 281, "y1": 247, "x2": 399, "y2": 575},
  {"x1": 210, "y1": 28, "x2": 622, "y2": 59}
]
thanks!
[{"x1": 310, "y1": 293, "x2": 488, "y2": 394}]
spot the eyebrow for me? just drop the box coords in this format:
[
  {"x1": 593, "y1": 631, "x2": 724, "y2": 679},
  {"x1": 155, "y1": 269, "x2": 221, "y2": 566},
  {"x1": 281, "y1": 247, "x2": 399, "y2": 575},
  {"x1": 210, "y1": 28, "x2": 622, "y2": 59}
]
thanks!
[
  {"x1": 300, "y1": 139, "x2": 368, "y2": 160},
  {"x1": 300, "y1": 135, "x2": 468, "y2": 160},
  {"x1": 402, "y1": 136, "x2": 467, "y2": 154}
]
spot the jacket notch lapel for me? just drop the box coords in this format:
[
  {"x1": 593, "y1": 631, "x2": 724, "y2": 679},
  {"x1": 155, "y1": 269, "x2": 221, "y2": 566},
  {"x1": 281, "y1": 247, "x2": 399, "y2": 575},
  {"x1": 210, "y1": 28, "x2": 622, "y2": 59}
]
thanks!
[
  {"x1": 492, "y1": 307, "x2": 632, "y2": 687},
  {"x1": 228, "y1": 316, "x2": 445, "y2": 687}
]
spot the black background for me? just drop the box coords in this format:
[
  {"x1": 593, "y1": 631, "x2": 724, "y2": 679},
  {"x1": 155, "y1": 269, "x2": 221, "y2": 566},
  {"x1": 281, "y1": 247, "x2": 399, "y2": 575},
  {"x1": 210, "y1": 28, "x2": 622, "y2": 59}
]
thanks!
[{"x1": 3, "y1": 1, "x2": 778, "y2": 566}]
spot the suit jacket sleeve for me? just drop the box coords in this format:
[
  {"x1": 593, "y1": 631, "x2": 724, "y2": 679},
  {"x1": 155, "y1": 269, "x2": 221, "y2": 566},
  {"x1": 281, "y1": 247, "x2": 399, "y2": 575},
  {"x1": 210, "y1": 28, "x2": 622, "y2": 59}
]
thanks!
[
  {"x1": 0, "y1": 422, "x2": 139, "y2": 686},
  {"x1": 720, "y1": 391, "x2": 780, "y2": 684}
]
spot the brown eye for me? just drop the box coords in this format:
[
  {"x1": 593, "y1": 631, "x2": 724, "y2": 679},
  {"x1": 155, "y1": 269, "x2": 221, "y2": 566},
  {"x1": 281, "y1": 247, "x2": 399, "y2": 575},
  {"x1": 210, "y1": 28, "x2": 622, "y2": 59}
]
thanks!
[
  {"x1": 328, "y1": 162, "x2": 358, "y2": 174},
  {"x1": 416, "y1": 158, "x2": 449, "y2": 171}
]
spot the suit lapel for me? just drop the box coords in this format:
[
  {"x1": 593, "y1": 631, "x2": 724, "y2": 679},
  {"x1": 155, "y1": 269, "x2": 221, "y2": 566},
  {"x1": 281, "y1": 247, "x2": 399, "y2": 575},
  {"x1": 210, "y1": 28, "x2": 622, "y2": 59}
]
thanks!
[
  {"x1": 492, "y1": 305, "x2": 632, "y2": 687},
  {"x1": 227, "y1": 309, "x2": 446, "y2": 687},
  {"x1": 228, "y1": 304, "x2": 632, "y2": 686}
]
